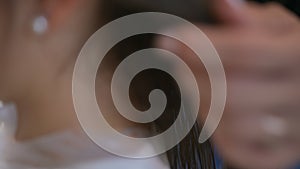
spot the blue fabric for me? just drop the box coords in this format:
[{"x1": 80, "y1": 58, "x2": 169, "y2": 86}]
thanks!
[
  {"x1": 214, "y1": 150, "x2": 223, "y2": 169},
  {"x1": 214, "y1": 149, "x2": 300, "y2": 169},
  {"x1": 293, "y1": 164, "x2": 300, "y2": 169}
]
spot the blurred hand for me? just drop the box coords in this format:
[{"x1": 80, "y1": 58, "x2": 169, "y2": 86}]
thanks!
[{"x1": 156, "y1": 0, "x2": 300, "y2": 169}]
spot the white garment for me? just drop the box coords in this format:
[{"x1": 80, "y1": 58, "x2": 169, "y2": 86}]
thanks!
[{"x1": 0, "y1": 104, "x2": 170, "y2": 169}]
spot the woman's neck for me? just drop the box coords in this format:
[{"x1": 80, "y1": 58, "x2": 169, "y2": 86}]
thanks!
[
  {"x1": 14, "y1": 77, "x2": 79, "y2": 141},
  {"x1": 13, "y1": 72, "x2": 145, "y2": 141}
]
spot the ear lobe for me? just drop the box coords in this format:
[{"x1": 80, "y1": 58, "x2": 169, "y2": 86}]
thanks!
[
  {"x1": 41, "y1": 0, "x2": 83, "y2": 31},
  {"x1": 210, "y1": 0, "x2": 248, "y2": 26}
]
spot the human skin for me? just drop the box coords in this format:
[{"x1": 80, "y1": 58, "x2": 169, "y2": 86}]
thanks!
[
  {"x1": 0, "y1": 0, "x2": 149, "y2": 141},
  {"x1": 0, "y1": 0, "x2": 299, "y2": 168},
  {"x1": 157, "y1": 1, "x2": 300, "y2": 169},
  {"x1": 0, "y1": 0, "x2": 112, "y2": 140}
]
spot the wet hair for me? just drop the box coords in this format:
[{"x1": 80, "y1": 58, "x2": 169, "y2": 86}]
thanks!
[
  {"x1": 99, "y1": 2, "x2": 217, "y2": 169},
  {"x1": 98, "y1": 1, "x2": 300, "y2": 168}
]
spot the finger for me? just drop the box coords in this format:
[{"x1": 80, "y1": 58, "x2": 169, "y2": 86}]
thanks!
[
  {"x1": 224, "y1": 77, "x2": 300, "y2": 146},
  {"x1": 155, "y1": 25, "x2": 300, "y2": 78},
  {"x1": 227, "y1": 77, "x2": 300, "y2": 111},
  {"x1": 224, "y1": 109, "x2": 300, "y2": 144},
  {"x1": 217, "y1": 111, "x2": 300, "y2": 169},
  {"x1": 256, "y1": 2, "x2": 300, "y2": 33},
  {"x1": 214, "y1": 120, "x2": 300, "y2": 169},
  {"x1": 214, "y1": 109, "x2": 300, "y2": 169},
  {"x1": 210, "y1": 0, "x2": 249, "y2": 26}
]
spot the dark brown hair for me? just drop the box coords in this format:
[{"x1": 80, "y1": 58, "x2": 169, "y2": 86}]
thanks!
[{"x1": 99, "y1": 2, "x2": 217, "y2": 169}]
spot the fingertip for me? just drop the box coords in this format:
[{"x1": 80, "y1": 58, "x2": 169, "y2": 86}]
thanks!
[{"x1": 210, "y1": 0, "x2": 248, "y2": 25}]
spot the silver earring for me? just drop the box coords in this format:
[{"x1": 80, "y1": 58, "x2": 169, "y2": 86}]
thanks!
[{"x1": 32, "y1": 15, "x2": 48, "y2": 35}]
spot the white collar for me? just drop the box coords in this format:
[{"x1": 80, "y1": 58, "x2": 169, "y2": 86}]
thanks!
[
  {"x1": 0, "y1": 103, "x2": 169, "y2": 169},
  {"x1": 0, "y1": 103, "x2": 17, "y2": 137}
]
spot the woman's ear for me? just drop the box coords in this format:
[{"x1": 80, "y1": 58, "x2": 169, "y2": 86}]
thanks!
[{"x1": 40, "y1": 0, "x2": 86, "y2": 32}]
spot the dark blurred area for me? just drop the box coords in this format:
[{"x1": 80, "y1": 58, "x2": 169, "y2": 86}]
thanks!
[{"x1": 254, "y1": 0, "x2": 300, "y2": 16}]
